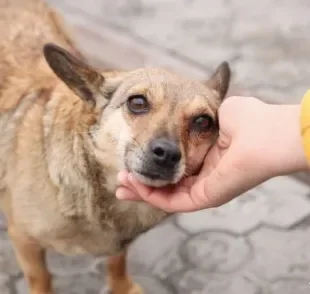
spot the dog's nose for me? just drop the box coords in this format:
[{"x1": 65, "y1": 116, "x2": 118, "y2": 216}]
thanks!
[{"x1": 149, "y1": 138, "x2": 181, "y2": 167}]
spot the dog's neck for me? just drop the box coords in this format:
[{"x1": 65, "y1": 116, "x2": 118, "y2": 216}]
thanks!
[{"x1": 42, "y1": 84, "x2": 117, "y2": 218}]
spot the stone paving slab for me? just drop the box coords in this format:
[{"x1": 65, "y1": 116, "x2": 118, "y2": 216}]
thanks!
[
  {"x1": 48, "y1": 0, "x2": 213, "y2": 78},
  {"x1": 1, "y1": 0, "x2": 310, "y2": 293},
  {"x1": 176, "y1": 176, "x2": 310, "y2": 234}
]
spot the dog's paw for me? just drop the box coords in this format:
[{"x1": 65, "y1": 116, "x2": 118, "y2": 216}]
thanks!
[
  {"x1": 100, "y1": 286, "x2": 112, "y2": 294},
  {"x1": 100, "y1": 283, "x2": 143, "y2": 294},
  {"x1": 128, "y1": 283, "x2": 144, "y2": 294}
]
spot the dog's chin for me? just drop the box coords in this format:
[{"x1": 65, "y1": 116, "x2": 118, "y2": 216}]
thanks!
[{"x1": 131, "y1": 171, "x2": 181, "y2": 188}]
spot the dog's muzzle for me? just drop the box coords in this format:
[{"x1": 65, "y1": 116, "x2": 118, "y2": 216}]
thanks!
[{"x1": 139, "y1": 137, "x2": 181, "y2": 181}]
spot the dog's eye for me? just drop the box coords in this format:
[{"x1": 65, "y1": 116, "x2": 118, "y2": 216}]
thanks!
[
  {"x1": 127, "y1": 95, "x2": 149, "y2": 114},
  {"x1": 191, "y1": 115, "x2": 214, "y2": 133}
]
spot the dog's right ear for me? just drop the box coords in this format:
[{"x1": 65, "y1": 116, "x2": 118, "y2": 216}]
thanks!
[
  {"x1": 43, "y1": 43, "x2": 109, "y2": 108},
  {"x1": 205, "y1": 61, "x2": 231, "y2": 101}
]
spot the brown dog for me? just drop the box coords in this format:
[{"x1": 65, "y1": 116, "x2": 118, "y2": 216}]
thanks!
[{"x1": 0, "y1": 0, "x2": 231, "y2": 293}]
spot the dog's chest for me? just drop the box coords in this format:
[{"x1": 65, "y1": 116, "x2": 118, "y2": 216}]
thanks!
[
  {"x1": 41, "y1": 223, "x2": 124, "y2": 256},
  {"x1": 36, "y1": 199, "x2": 168, "y2": 256}
]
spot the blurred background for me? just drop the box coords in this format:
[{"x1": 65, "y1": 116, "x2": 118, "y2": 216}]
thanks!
[{"x1": 1, "y1": 0, "x2": 310, "y2": 293}]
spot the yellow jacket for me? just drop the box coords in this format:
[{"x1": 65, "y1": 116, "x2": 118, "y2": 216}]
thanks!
[{"x1": 301, "y1": 91, "x2": 310, "y2": 164}]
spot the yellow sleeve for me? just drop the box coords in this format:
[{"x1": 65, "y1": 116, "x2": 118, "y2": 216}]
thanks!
[{"x1": 301, "y1": 90, "x2": 310, "y2": 164}]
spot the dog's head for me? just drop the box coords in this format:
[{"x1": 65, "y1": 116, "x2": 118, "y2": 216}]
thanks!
[{"x1": 44, "y1": 43, "x2": 230, "y2": 187}]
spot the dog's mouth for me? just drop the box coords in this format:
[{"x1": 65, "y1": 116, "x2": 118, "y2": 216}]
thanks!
[
  {"x1": 129, "y1": 163, "x2": 186, "y2": 187},
  {"x1": 131, "y1": 170, "x2": 176, "y2": 188},
  {"x1": 138, "y1": 170, "x2": 168, "y2": 180}
]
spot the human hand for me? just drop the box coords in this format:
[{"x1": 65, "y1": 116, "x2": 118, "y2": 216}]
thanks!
[{"x1": 116, "y1": 96, "x2": 308, "y2": 212}]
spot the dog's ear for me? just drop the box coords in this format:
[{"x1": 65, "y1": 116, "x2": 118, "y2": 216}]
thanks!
[
  {"x1": 205, "y1": 61, "x2": 231, "y2": 100},
  {"x1": 43, "y1": 43, "x2": 109, "y2": 107}
]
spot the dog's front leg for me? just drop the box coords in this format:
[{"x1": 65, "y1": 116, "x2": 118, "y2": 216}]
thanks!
[
  {"x1": 107, "y1": 250, "x2": 143, "y2": 294},
  {"x1": 8, "y1": 226, "x2": 53, "y2": 294}
]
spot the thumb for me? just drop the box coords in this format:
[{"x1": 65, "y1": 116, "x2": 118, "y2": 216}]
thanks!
[{"x1": 190, "y1": 145, "x2": 258, "y2": 208}]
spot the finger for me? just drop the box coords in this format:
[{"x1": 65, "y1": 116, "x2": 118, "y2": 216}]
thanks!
[
  {"x1": 117, "y1": 170, "x2": 143, "y2": 192},
  {"x1": 115, "y1": 186, "x2": 143, "y2": 201},
  {"x1": 116, "y1": 171, "x2": 143, "y2": 200},
  {"x1": 126, "y1": 173, "x2": 154, "y2": 199},
  {"x1": 127, "y1": 174, "x2": 199, "y2": 212},
  {"x1": 117, "y1": 170, "x2": 131, "y2": 186}
]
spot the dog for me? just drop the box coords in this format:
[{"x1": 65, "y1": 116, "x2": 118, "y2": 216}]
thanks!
[{"x1": 0, "y1": 0, "x2": 231, "y2": 293}]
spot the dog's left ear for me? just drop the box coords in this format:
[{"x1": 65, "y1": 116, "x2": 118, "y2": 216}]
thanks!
[
  {"x1": 43, "y1": 43, "x2": 109, "y2": 107},
  {"x1": 205, "y1": 61, "x2": 231, "y2": 100}
]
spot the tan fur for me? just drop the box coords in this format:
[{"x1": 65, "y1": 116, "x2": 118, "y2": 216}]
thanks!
[{"x1": 0, "y1": 0, "x2": 231, "y2": 293}]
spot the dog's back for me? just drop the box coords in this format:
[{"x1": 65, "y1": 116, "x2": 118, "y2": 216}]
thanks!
[
  {"x1": 0, "y1": 0, "x2": 82, "y2": 92},
  {"x1": 0, "y1": 0, "x2": 84, "y2": 213}
]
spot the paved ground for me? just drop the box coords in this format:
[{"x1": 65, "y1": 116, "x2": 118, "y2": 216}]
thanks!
[{"x1": 1, "y1": 0, "x2": 310, "y2": 293}]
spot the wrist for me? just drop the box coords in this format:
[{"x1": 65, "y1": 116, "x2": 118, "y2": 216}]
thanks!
[{"x1": 267, "y1": 103, "x2": 308, "y2": 176}]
